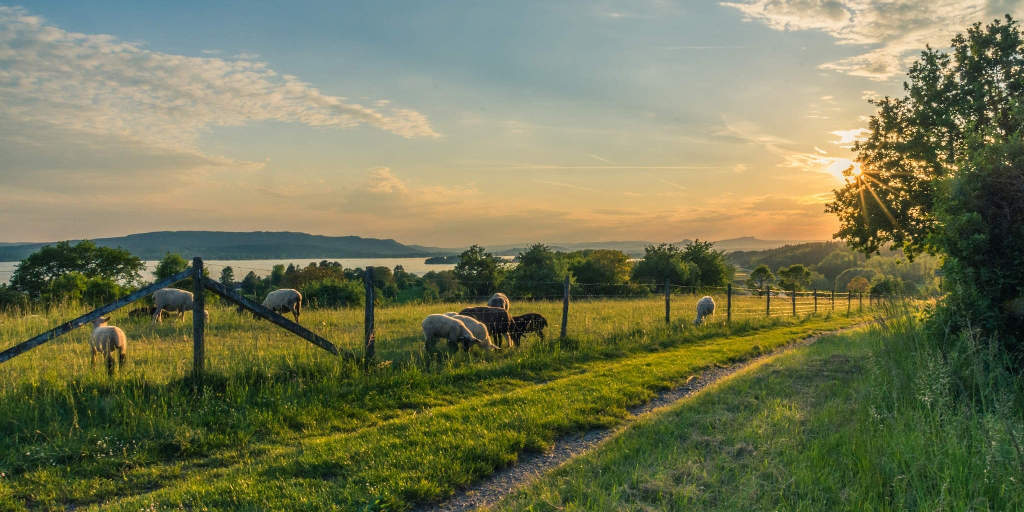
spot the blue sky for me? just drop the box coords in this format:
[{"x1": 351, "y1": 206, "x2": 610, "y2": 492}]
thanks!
[{"x1": 1, "y1": 1, "x2": 1019, "y2": 245}]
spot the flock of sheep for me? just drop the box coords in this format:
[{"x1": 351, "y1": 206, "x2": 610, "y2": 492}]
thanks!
[
  {"x1": 420, "y1": 292, "x2": 550, "y2": 354},
  {"x1": 90, "y1": 287, "x2": 303, "y2": 374},
  {"x1": 88, "y1": 285, "x2": 716, "y2": 375}
]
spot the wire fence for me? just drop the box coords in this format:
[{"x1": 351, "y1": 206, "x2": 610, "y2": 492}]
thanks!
[{"x1": 0, "y1": 259, "x2": 900, "y2": 380}]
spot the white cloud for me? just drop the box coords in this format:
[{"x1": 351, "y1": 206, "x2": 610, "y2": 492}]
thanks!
[
  {"x1": 0, "y1": 5, "x2": 438, "y2": 168},
  {"x1": 722, "y1": 0, "x2": 1020, "y2": 80},
  {"x1": 831, "y1": 127, "x2": 869, "y2": 145}
]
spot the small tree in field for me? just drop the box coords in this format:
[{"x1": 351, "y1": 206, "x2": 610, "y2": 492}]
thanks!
[
  {"x1": 847, "y1": 276, "x2": 870, "y2": 294},
  {"x1": 10, "y1": 241, "x2": 143, "y2": 300},
  {"x1": 631, "y1": 244, "x2": 696, "y2": 289},
  {"x1": 777, "y1": 264, "x2": 812, "y2": 292},
  {"x1": 220, "y1": 266, "x2": 235, "y2": 287},
  {"x1": 453, "y1": 245, "x2": 505, "y2": 298},
  {"x1": 747, "y1": 265, "x2": 774, "y2": 294}
]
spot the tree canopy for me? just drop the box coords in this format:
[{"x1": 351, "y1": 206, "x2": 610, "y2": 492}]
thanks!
[
  {"x1": 826, "y1": 16, "x2": 1024, "y2": 258},
  {"x1": 10, "y1": 240, "x2": 144, "y2": 298}
]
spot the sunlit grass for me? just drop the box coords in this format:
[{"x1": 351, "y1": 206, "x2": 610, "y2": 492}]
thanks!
[{"x1": 0, "y1": 296, "x2": 879, "y2": 510}]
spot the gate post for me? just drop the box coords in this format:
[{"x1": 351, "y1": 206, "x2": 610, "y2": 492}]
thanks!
[
  {"x1": 192, "y1": 257, "x2": 205, "y2": 378},
  {"x1": 364, "y1": 267, "x2": 375, "y2": 362}
]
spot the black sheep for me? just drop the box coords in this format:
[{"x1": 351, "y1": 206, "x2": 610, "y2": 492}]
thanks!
[
  {"x1": 510, "y1": 313, "x2": 548, "y2": 345},
  {"x1": 459, "y1": 306, "x2": 515, "y2": 347}
]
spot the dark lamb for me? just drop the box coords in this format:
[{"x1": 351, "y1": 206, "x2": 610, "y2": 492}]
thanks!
[
  {"x1": 458, "y1": 306, "x2": 515, "y2": 347},
  {"x1": 510, "y1": 313, "x2": 548, "y2": 345}
]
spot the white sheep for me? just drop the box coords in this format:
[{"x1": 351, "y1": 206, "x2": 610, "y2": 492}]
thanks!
[
  {"x1": 263, "y1": 288, "x2": 302, "y2": 323},
  {"x1": 422, "y1": 314, "x2": 493, "y2": 352},
  {"x1": 91, "y1": 316, "x2": 127, "y2": 374},
  {"x1": 695, "y1": 295, "x2": 716, "y2": 326},
  {"x1": 487, "y1": 292, "x2": 510, "y2": 310},
  {"x1": 152, "y1": 288, "x2": 209, "y2": 324},
  {"x1": 444, "y1": 312, "x2": 498, "y2": 349}
]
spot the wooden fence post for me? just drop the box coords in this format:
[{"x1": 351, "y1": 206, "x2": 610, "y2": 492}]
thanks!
[
  {"x1": 831, "y1": 288, "x2": 835, "y2": 311},
  {"x1": 813, "y1": 288, "x2": 818, "y2": 314},
  {"x1": 847, "y1": 291, "x2": 852, "y2": 315},
  {"x1": 560, "y1": 275, "x2": 570, "y2": 339},
  {"x1": 859, "y1": 292, "x2": 863, "y2": 312},
  {"x1": 364, "y1": 267, "x2": 375, "y2": 362},
  {"x1": 766, "y1": 285, "x2": 771, "y2": 317},
  {"x1": 664, "y1": 278, "x2": 670, "y2": 324},
  {"x1": 192, "y1": 257, "x2": 205, "y2": 378},
  {"x1": 791, "y1": 287, "x2": 797, "y2": 316},
  {"x1": 727, "y1": 283, "x2": 732, "y2": 325}
]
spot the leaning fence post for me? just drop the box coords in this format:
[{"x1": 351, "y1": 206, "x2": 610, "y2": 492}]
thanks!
[
  {"x1": 766, "y1": 285, "x2": 771, "y2": 317},
  {"x1": 192, "y1": 257, "x2": 205, "y2": 378},
  {"x1": 664, "y1": 278, "x2": 671, "y2": 325},
  {"x1": 727, "y1": 283, "x2": 732, "y2": 325},
  {"x1": 363, "y1": 267, "x2": 375, "y2": 362},
  {"x1": 560, "y1": 275, "x2": 570, "y2": 339}
]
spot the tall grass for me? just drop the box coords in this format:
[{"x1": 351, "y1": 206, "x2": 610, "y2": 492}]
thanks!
[{"x1": 495, "y1": 305, "x2": 1024, "y2": 511}]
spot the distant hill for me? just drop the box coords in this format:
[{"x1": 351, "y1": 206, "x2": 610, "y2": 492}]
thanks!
[
  {"x1": 0, "y1": 231, "x2": 451, "y2": 261},
  {"x1": 484, "y1": 237, "x2": 816, "y2": 258}
]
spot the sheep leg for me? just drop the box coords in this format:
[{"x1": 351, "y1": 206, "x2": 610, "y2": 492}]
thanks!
[
  {"x1": 90, "y1": 348, "x2": 96, "y2": 367},
  {"x1": 106, "y1": 353, "x2": 115, "y2": 375},
  {"x1": 153, "y1": 309, "x2": 162, "y2": 324},
  {"x1": 538, "y1": 329, "x2": 545, "y2": 341},
  {"x1": 293, "y1": 302, "x2": 301, "y2": 323},
  {"x1": 118, "y1": 349, "x2": 126, "y2": 369},
  {"x1": 504, "y1": 333, "x2": 514, "y2": 348}
]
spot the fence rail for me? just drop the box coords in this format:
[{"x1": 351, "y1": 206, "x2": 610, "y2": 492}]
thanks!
[{"x1": 1, "y1": 257, "x2": 898, "y2": 378}]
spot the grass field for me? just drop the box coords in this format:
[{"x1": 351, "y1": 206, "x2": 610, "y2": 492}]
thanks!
[
  {"x1": 0, "y1": 294, "x2": 879, "y2": 510},
  {"x1": 494, "y1": 311, "x2": 1024, "y2": 511}
]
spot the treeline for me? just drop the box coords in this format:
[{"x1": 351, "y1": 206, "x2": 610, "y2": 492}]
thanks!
[
  {"x1": 0, "y1": 236, "x2": 935, "y2": 312},
  {"x1": 730, "y1": 241, "x2": 940, "y2": 297}
]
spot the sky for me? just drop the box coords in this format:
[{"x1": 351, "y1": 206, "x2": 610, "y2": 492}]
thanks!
[{"x1": 1, "y1": 1, "x2": 1021, "y2": 246}]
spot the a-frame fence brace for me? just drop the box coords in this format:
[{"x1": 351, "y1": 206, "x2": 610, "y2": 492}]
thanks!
[{"x1": 0, "y1": 258, "x2": 353, "y2": 374}]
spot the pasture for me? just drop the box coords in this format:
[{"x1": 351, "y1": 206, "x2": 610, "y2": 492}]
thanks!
[{"x1": 0, "y1": 294, "x2": 879, "y2": 510}]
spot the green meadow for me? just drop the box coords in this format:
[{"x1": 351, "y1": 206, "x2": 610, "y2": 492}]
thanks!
[{"x1": 0, "y1": 295, "x2": 877, "y2": 510}]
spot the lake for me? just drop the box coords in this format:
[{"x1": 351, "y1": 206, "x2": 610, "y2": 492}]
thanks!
[{"x1": 0, "y1": 257, "x2": 457, "y2": 284}]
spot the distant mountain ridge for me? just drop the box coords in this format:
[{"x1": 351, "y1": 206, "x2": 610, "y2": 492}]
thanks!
[{"x1": 0, "y1": 231, "x2": 450, "y2": 261}]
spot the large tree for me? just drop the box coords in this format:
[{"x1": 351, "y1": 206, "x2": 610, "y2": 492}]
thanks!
[
  {"x1": 453, "y1": 245, "x2": 506, "y2": 298},
  {"x1": 826, "y1": 15, "x2": 1024, "y2": 349},
  {"x1": 826, "y1": 16, "x2": 1024, "y2": 258},
  {"x1": 680, "y1": 240, "x2": 733, "y2": 287},
  {"x1": 11, "y1": 240, "x2": 143, "y2": 298}
]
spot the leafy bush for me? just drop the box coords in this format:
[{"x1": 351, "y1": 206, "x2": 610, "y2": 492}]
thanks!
[{"x1": 301, "y1": 279, "x2": 363, "y2": 308}]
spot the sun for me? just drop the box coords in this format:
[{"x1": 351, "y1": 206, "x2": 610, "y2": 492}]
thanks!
[{"x1": 850, "y1": 164, "x2": 863, "y2": 177}]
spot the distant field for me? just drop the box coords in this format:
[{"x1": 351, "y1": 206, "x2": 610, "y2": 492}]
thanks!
[{"x1": 0, "y1": 295, "x2": 880, "y2": 510}]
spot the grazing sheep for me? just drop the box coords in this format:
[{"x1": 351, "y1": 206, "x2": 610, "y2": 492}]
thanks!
[
  {"x1": 152, "y1": 288, "x2": 208, "y2": 324},
  {"x1": 422, "y1": 314, "x2": 491, "y2": 353},
  {"x1": 444, "y1": 312, "x2": 499, "y2": 349},
  {"x1": 127, "y1": 306, "x2": 156, "y2": 319},
  {"x1": 90, "y1": 316, "x2": 127, "y2": 375},
  {"x1": 695, "y1": 296, "x2": 716, "y2": 326},
  {"x1": 487, "y1": 292, "x2": 510, "y2": 310},
  {"x1": 459, "y1": 306, "x2": 516, "y2": 347},
  {"x1": 510, "y1": 313, "x2": 548, "y2": 345},
  {"x1": 263, "y1": 288, "x2": 303, "y2": 323}
]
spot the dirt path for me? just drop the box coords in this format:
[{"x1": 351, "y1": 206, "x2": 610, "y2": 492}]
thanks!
[{"x1": 422, "y1": 322, "x2": 871, "y2": 512}]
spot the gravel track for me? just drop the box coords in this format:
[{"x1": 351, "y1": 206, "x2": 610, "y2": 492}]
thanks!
[{"x1": 422, "y1": 323, "x2": 869, "y2": 512}]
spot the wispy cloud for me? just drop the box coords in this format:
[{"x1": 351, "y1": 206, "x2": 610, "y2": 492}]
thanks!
[
  {"x1": 722, "y1": 0, "x2": 1020, "y2": 80},
  {"x1": 0, "y1": 5, "x2": 439, "y2": 166}
]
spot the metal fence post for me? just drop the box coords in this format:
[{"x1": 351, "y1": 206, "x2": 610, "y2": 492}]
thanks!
[
  {"x1": 364, "y1": 267, "x2": 375, "y2": 362},
  {"x1": 560, "y1": 275, "x2": 570, "y2": 339},
  {"x1": 727, "y1": 283, "x2": 732, "y2": 325},
  {"x1": 766, "y1": 285, "x2": 771, "y2": 317},
  {"x1": 664, "y1": 278, "x2": 671, "y2": 324},
  {"x1": 192, "y1": 257, "x2": 205, "y2": 378}
]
